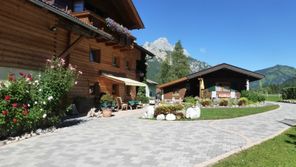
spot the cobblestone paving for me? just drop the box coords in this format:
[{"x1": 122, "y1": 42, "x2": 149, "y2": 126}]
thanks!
[{"x1": 0, "y1": 103, "x2": 295, "y2": 167}]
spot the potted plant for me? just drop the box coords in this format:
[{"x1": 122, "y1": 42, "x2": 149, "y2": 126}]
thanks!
[{"x1": 100, "y1": 93, "x2": 115, "y2": 117}]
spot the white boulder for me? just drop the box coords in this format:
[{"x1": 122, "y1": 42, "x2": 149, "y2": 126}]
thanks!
[
  {"x1": 156, "y1": 114, "x2": 165, "y2": 120},
  {"x1": 142, "y1": 106, "x2": 155, "y2": 119},
  {"x1": 166, "y1": 114, "x2": 176, "y2": 121},
  {"x1": 186, "y1": 106, "x2": 201, "y2": 119}
]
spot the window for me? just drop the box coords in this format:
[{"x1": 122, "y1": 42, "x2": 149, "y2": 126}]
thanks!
[
  {"x1": 125, "y1": 61, "x2": 130, "y2": 70},
  {"x1": 112, "y1": 84, "x2": 119, "y2": 95},
  {"x1": 89, "y1": 49, "x2": 101, "y2": 63},
  {"x1": 216, "y1": 82, "x2": 231, "y2": 92},
  {"x1": 73, "y1": 0, "x2": 84, "y2": 12},
  {"x1": 112, "y1": 56, "x2": 119, "y2": 67},
  {"x1": 126, "y1": 86, "x2": 131, "y2": 96}
]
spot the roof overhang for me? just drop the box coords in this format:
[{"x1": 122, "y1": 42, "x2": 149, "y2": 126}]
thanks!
[
  {"x1": 157, "y1": 77, "x2": 187, "y2": 89},
  {"x1": 146, "y1": 79, "x2": 158, "y2": 85},
  {"x1": 135, "y1": 44, "x2": 156, "y2": 58},
  {"x1": 29, "y1": 0, "x2": 114, "y2": 40},
  {"x1": 87, "y1": 0, "x2": 144, "y2": 30}
]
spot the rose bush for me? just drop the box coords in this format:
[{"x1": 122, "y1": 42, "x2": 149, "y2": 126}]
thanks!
[{"x1": 0, "y1": 58, "x2": 81, "y2": 139}]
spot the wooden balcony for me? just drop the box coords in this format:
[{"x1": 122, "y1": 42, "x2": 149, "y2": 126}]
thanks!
[
  {"x1": 71, "y1": 10, "x2": 135, "y2": 47},
  {"x1": 71, "y1": 10, "x2": 105, "y2": 29}
]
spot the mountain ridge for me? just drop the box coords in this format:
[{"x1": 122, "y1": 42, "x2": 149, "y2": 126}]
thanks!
[{"x1": 251, "y1": 64, "x2": 296, "y2": 88}]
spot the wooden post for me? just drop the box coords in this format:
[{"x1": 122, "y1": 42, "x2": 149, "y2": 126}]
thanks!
[
  {"x1": 59, "y1": 35, "x2": 84, "y2": 59},
  {"x1": 198, "y1": 78, "x2": 204, "y2": 98},
  {"x1": 246, "y1": 79, "x2": 250, "y2": 91}
]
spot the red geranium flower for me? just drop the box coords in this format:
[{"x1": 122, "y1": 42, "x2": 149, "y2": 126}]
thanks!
[
  {"x1": 4, "y1": 95, "x2": 11, "y2": 101},
  {"x1": 8, "y1": 73, "x2": 16, "y2": 82},
  {"x1": 19, "y1": 72, "x2": 26, "y2": 77},
  {"x1": 13, "y1": 118, "x2": 17, "y2": 124},
  {"x1": 23, "y1": 104, "x2": 28, "y2": 109},
  {"x1": 26, "y1": 74, "x2": 33, "y2": 81},
  {"x1": 12, "y1": 103, "x2": 18, "y2": 108},
  {"x1": 2, "y1": 110, "x2": 8, "y2": 116},
  {"x1": 22, "y1": 110, "x2": 29, "y2": 116}
]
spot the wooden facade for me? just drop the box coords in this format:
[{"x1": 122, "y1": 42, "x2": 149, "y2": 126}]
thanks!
[
  {"x1": 0, "y1": 0, "x2": 154, "y2": 112},
  {"x1": 158, "y1": 64, "x2": 264, "y2": 100}
]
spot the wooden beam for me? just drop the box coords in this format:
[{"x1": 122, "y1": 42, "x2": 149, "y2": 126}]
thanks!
[
  {"x1": 96, "y1": 38, "x2": 107, "y2": 43},
  {"x1": 59, "y1": 35, "x2": 84, "y2": 58},
  {"x1": 113, "y1": 45, "x2": 126, "y2": 49},
  {"x1": 106, "y1": 42, "x2": 118, "y2": 46},
  {"x1": 120, "y1": 48, "x2": 131, "y2": 52}
]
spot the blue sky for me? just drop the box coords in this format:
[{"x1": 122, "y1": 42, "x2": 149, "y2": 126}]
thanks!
[{"x1": 132, "y1": 0, "x2": 296, "y2": 71}]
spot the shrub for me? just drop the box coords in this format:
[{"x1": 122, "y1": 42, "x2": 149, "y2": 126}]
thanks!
[
  {"x1": 136, "y1": 86, "x2": 149, "y2": 104},
  {"x1": 0, "y1": 58, "x2": 80, "y2": 139},
  {"x1": 228, "y1": 98, "x2": 238, "y2": 106},
  {"x1": 241, "y1": 90, "x2": 265, "y2": 103},
  {"x1": 100, "y1": 93, "x2": 114, "y2": 103},
  {"x1": 238, "y1": 97, "x2": 248, "y2": 106},
  {"x1": 282, "y1": 87, "x2": 296, "y2": 100},
  {"x1": 184, "y1": 96, "x2": 197, "y2": 106},
  {"x1": 175, "y1": 112, "x2": 184, "y2": 120},
  {"x1": 201, "y1": 99, "x2": 212, "y2": 107},
  {"x1": 154, "y1": 104, "x2": 184, "y2": 117},
  {"x1": 135, "y1": 96, "x2": 149, "y2": 104},
  {"x1": 219, "y1": 99, "x2": 229, "y2": 106}
]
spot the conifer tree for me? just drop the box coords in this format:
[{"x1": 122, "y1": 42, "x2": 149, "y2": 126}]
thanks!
[
  {"x1": 171, "y1": 40, "x2": 190, "y2": 78},
  {"x1": 158, "y1": 40, "x2": 190, "y2": 84}
]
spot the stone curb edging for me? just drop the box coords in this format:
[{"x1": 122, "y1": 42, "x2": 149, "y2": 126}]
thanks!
[{"x1": 0, "y1": 127, "x2": 57, "y2": 148}]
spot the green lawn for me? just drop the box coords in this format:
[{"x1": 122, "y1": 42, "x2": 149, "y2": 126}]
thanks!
[
  {"x1": 264, "y1": 94, "x2": 282, "y2": 102},
  {"x1": 200, "y1": 105, "x2": 279, "y2": 120},
  {"x1": 213, "y1": 127, "x2": 296, "y2": 167}
]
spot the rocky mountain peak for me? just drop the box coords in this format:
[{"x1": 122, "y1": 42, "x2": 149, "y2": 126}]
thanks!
[{"x1": 143, "y1": 37, "x2": 211, "y2": 81}]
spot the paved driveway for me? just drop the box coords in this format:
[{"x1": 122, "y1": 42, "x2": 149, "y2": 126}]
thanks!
[{"x1": 0, "y1": 103, "x2": 295, "y2": 167}]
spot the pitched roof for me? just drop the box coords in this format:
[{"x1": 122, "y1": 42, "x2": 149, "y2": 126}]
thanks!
[
  {"x1": 158, "y1": 63, "x2": 265, "y2": 89},
  {"x1": 188, "y1": 63, "x2": 264, "y2": 80}
]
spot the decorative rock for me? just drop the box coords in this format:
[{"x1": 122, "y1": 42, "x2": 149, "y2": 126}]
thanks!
[
  {"x1": 166, "y1": 114, "x2": 176, "y2": 121},
  {"x1": 156, "y1": 114, "x2": 165, "y2": 120},
  {"x1": 146, "y1": 106, "x2": 155, "y2": 119},
  {"x1": 36, "y1": 129, "x2": 42, "y2": 135},
  {"x1": 186, "y1": 106, "x2": 201, "y2": 119},
  {"x1": 142, "y1": 112, "x2": 148, "y2": 119}
]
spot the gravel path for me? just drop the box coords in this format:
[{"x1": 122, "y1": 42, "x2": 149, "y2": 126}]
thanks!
[{"x1": 0, "y1": 102, "x2": 295, "y2": 167}]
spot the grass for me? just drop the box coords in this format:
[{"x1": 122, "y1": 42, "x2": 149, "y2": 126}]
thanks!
[
  {"x1": 213, "y1": 127, "x2": 296, "y2": 167},
  {"x1": 264, "y1": 94, "x2": 282, "y2": 102},
  {"x1": 199, "y1": 105, "x2": 279, "y2": 120}
]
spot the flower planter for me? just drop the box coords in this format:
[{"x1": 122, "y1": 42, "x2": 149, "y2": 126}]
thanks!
[{"x1": 102, "y1": 109, "x2": 112, "y2": 117}]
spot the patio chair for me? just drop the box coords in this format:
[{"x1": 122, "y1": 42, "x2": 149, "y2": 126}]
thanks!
[{"x1": 116, "y1": 97, "x2": 128, "y2": 110}]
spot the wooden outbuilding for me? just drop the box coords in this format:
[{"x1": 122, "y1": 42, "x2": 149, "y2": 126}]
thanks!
[{"x1": 158, "y1": 63, "x2": 264, "y2": 100}]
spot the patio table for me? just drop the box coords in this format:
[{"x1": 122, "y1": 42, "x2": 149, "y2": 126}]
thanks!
[{"x1": 128, "y1": 100, "x2": 140, "y2": 109}]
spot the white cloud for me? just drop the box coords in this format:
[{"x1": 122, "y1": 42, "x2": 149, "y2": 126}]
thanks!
[{"x1": 199, "y1": 48, "x2": 207, "y2": 54}]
